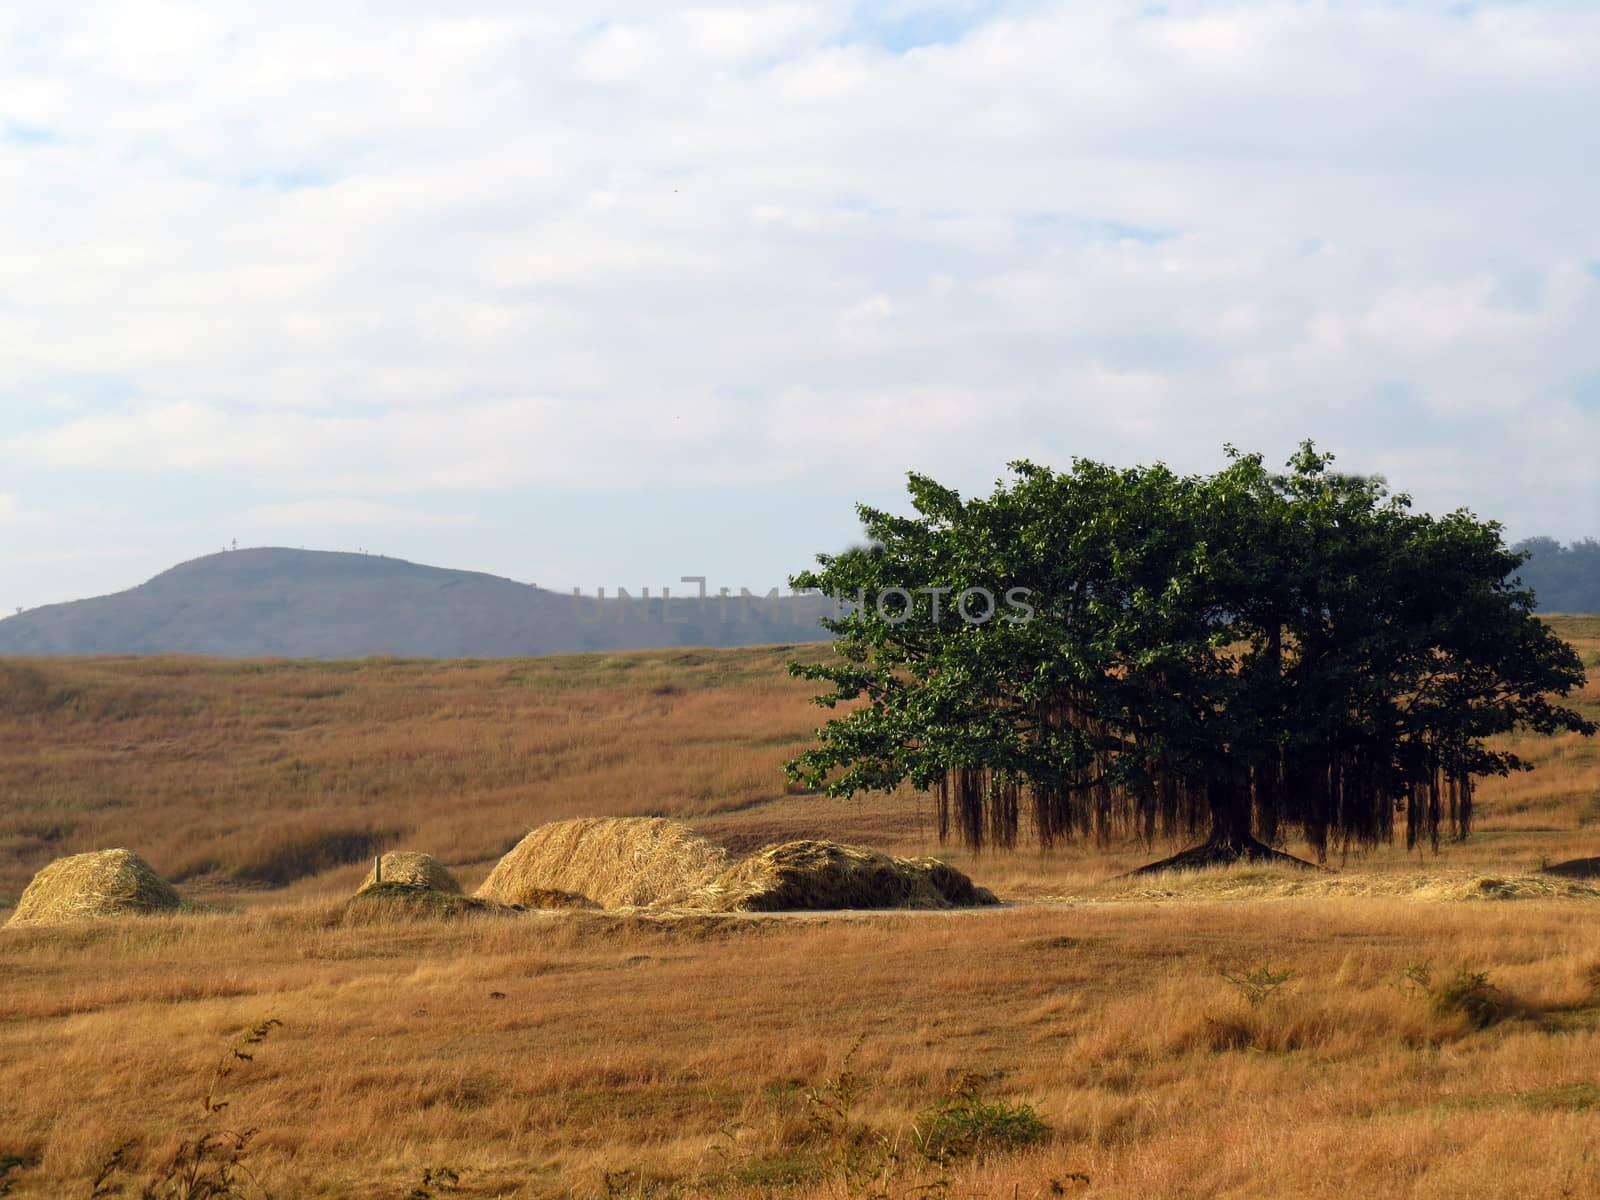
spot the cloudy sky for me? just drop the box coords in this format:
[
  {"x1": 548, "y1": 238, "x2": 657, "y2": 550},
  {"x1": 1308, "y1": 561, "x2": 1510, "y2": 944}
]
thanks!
[{"x1": 2, "y1": 1, "x2": 1597, "y2": 612}]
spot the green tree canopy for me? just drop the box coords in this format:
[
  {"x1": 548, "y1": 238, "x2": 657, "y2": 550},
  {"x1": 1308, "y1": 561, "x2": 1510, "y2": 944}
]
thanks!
[{"x1": 786, "y1": 445, "x2": 1594, "y2": 867}]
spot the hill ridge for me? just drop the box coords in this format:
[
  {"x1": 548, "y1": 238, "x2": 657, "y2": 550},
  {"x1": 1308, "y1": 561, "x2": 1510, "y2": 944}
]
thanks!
[{"x1": 0, "y1": 547, "x2": 829, "y2": 658}]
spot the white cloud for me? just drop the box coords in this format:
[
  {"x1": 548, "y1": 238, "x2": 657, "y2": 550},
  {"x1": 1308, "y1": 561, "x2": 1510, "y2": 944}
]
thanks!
[{"x1": 573, "y1": 24, "x2": 666, "y2": 83}]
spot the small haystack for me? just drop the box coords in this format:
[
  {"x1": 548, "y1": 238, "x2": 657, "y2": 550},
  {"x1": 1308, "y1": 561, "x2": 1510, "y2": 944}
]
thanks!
[
  {"x1": 476, "y1": 817, "x2": 730, "y2": 909},
  {"x1": 357, "y1": 852, "x2": 460, "y2": 895},
  {"x1": 669, "y1": 840, "x2": 1000, "y2": 913},
  {"x1": 6, "y1": 849, "x2": 182, "y2": 929},
  {"x1": 346, "y1": 882, "x2": 508, "y2": 920}
]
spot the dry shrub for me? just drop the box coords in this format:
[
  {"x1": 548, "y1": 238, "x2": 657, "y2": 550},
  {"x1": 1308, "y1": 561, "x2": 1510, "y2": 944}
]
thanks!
[
  {"x1": 5, "y1": 849, "x2": 181, "y2": 928},
  {"x1": 670, "y1": 840, "x2": 1000, "y2": 912},
  {"x1": 357, "y1": 851, "x2": 460, "y2": 895},
  {"x1": 475, "y1": 817, "x2": 729, "y2": 909}
]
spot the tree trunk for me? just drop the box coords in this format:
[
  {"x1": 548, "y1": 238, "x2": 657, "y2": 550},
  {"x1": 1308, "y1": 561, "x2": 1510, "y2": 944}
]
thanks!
[{"x1": 1127, "y1": 773, "x2": 1318, "y2": 875}]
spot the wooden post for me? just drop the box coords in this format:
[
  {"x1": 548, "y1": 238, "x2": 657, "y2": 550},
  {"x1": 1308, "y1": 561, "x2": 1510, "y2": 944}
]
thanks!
[{"x1": 374, "y1": 855, "x2": 382, "y2": 884}]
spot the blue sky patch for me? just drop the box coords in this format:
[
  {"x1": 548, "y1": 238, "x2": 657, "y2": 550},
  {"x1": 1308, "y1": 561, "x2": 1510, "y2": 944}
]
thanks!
[{"x1": 837, "y1": 2, "x2": 1004, "y2": 53}]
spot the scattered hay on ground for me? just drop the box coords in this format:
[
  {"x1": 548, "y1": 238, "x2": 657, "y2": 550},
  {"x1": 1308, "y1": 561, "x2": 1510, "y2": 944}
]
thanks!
[
  {"x1": 5, "y1": 849, "x2": 182, "y2": 928},
  {"x1": 357, "y1": 852, "x2": 460, "y2": 895},
  {"x1": 475, "y1": 817, "x2": 730, "y2": 909},
  {"x1": 511, "y1": 886, "x2": 600, "y2": 911},
  {"x1": 668, "y1": 840, "x2": 1000, "y2": 913},
  {"x1": 1100, "y1": 866, "x2": 1600, "y2": 904}
]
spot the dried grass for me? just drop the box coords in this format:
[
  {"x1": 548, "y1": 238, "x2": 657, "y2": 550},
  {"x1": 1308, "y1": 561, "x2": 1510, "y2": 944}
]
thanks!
[
  {"x1": 5, "y1": 849, "x2": 182, "y2": 928},
  {"x1": 356, "y1": 851, "x2": 460, "y2": 895},
  {"x1": 668, "y1": 840, "x2": 1001, "y2": 912},
  {"x1": 474, "y1": 817, "x2": 730, "y2": 909}
]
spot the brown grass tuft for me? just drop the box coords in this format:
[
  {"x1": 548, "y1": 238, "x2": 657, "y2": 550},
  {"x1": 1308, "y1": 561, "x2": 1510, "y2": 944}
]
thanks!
[
  {"x1": 4, "y1": 848, "x2": 181, "y2": 928},
  {"x1": 474, "y1": 817, "x2": 730, "y2": 909},
  {"x1": 356, "y1": 851, "x2": 460, "y2": 895},
  {"x1": 669, "y1": 839, "x2": 1001, "y2": 912}
]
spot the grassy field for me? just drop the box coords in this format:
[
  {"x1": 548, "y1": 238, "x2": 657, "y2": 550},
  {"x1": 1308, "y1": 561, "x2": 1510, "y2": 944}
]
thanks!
[{"x1": 2, "y1": 617, "x2": 1598, "y2": 1198}]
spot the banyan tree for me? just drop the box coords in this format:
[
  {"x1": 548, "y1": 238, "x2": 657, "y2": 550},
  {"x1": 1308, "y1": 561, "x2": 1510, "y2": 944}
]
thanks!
[{"x1": 786, "y1": 444, "x2": 1594, "y2": 869}]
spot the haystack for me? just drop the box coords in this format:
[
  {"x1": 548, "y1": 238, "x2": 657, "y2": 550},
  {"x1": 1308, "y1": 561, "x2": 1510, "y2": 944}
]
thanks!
[
  {"x1": 357, "y1": 852, "x2": 460, "y2": 895},
  {"x1": 6, "y1": 849, "x2": 182, "y2": 929},
  {"x1": 346, "y1": 882, "x2": 509, "y2": 920},
  {"x1": 906, "y1": 856, "x2": 1001, "y2": 907},
  {"x1": 476, "y1": 817, "x2": 730, "y2": 909},
  {"x1": 669, "y1": 840, "x2": 1000, "y2": 913}
]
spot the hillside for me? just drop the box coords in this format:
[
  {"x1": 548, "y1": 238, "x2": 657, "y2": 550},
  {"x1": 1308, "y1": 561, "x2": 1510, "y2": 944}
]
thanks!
[{"x1": 0, "y1": 548, "x2": 832, "y2": 657}]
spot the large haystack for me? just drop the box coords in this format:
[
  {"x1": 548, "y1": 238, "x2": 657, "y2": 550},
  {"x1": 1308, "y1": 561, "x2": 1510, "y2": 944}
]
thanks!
[
  {"x1": 903, "y1": 857, "x2": 1001, "y2": 907},
  {"x1": 6, "y1": 849, "x2": 182, "y2": 929},
  {"x1": 357, "y1": 851, "x2": 460, "y2": 895},
  {"x1": 669, "y1": 840, "x2": 1000, "y2": 913},
  {"x1": 476, "y1": 817, "x2": 730, "y2": 909}
]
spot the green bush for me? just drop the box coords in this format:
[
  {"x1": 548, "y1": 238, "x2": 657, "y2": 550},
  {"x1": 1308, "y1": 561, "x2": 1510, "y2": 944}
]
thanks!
[
  {"x1": 914, "y1": 1084, "x2": 1050, "y2": 1164},
  {"x1": 1432, "y1": 969, "x2": 1513, "y2": 1029}
]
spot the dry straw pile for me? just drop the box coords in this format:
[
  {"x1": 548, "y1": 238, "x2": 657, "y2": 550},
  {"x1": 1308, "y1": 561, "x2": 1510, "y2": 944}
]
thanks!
[
  {"x1": 6, "y1": 849, "x2": 182, "y2": 928},
  {"x1": 670, "y1": 840, "x2": 1000, "y2": 913},
  {"x1": 357, "y1": 851, "x2": 460, "y2": 895},
  {"x1": 476, "y1": 817, "x2": 730, "y2": 909}
]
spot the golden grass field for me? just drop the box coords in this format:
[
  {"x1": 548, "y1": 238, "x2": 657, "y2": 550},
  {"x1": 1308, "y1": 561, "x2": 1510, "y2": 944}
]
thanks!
[{"x1": 2, "y1": 616, "x2": 1599, "y2": 1198}]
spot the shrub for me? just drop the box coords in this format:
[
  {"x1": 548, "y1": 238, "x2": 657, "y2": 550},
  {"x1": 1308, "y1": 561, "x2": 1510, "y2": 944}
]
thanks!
[
  {"x1": 1220, "y1": 964, "x2": 1293, "y2": 1006},
  {"x1": 799, "y1": 1039, "x2": 1054, "y2": 1198},
  {"x1": 913, "y1": 1077, "x2": 1049, "y2": 1164},
  {"x1": 400, "y1": 1167, "x2": 461, "y2": 1199},
  {"x1": 1432, "y1": 969, "x2": 1513, "y2": 1030}
]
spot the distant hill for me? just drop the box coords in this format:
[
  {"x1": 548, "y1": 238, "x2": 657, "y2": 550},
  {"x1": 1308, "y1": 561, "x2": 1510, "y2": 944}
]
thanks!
[{"x1": 0, "y1": 549, "x2": 834, "y2": 658}]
